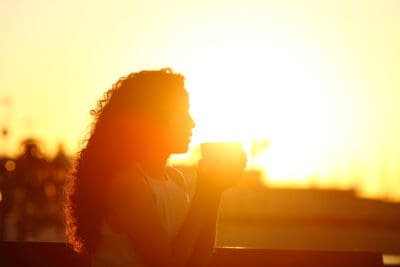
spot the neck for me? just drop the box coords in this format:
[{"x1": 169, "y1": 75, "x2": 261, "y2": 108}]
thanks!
[{"x1": 136, "y1": 151, "x2": 170, "y2": 180}]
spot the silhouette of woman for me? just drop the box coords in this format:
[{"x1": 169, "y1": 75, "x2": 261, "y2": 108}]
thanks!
[{"x1": 65, "y1": 68, "x2": 246, "y2": 267}]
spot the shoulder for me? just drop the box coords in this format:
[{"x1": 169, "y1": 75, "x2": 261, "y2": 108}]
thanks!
[
  {"x1": 107, "y1": 166, "x2": 153, "y2": 206},
  {"x1": 111, "y1": 166, "x2": 144, "y2": 189},
  {"x1": 105, "y1": 166, "x2": 158, "y2": 231}
]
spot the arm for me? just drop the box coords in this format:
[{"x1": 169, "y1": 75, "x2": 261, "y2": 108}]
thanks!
[
  {"x1": 166, "y1": 166, "x2": 222, "y2": 267},
  {"x1": 106, "y1": 170, "x2": 214, "y2": 267},
  {"x1": 187, "y1": 152, "x2": 248, "y2": 267},
  {"x1": 186, "y1": 191, "x2": 222, "y2": 267}
]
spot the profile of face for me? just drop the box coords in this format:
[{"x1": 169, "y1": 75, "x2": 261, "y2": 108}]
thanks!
[
  {"x1": 159, "y1": 92, "x2": 195, "y2": 154},
  {"x1": 106, "y1": 70, "x2": 194, "y2": 158}
]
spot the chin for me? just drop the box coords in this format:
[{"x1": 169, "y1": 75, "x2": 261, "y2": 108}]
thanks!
[
  {"x1": 171, "y1": 143, "x2": 190, "y2": 154},
  {"x1": 173, "y1": 147, "x2": 189, "y2": 154}
]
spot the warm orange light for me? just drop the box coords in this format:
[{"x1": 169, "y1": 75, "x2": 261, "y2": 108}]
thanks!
[
  {"x1": 171, "y1": 35, "x2": 349, "y2": 185},
  {"x1": 2, "y1": 0, "x2": 399, "y2": 200},
  {"x1": 167, "y1": 18, "x2": 400, "y2": 201}
]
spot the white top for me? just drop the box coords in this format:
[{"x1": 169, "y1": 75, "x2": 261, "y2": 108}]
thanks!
[{"x1": 91, "y1": 166, "x2": 195, "y2": 267}]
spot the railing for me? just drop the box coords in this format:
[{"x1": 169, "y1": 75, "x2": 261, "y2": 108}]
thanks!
[
  {"x1": 210, "y1": 247, "x2": 384, "y2": 267},
  {"x1": 0, "y1": 241, "x2": 386, "y2": 267}
]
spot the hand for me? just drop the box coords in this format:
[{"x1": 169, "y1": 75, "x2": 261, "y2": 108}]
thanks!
[{"x1": 196, "y1": 150, "x2": 247, "y2": 194}]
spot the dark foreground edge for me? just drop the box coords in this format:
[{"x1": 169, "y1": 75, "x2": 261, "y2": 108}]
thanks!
[{"x1": 0, "y1": 241, "x2": 385, "y2": 267}]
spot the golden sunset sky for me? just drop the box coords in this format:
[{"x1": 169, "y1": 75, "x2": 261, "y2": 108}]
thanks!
[{"x1": 1, "y1": 0, "x2": 399, "y2": 200}]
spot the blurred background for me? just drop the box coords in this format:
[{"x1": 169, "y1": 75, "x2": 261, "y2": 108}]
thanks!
[{"x1": 1, "y1": 0, "x2": 399, "y2": 265}]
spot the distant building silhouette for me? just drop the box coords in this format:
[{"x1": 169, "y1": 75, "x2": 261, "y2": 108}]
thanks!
[{"x1": 0, "y1": 138, "x2": 71, "y2": 241}]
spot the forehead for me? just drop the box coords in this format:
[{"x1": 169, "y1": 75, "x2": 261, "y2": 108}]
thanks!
[
  {"x1": 166, "y1": 89, "x2": 190, "y2": 113},
  {"x1": 177, "y1": 89, "x2": 189, "y2": 106}
]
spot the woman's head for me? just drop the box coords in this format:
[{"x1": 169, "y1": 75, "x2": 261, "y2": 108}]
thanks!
[
  {"x1": 93, "y1": 68, "x2": 194, "y2": 160},
  {"x1": 65, "y1": 68, "x2": 195, "y2": 254}
]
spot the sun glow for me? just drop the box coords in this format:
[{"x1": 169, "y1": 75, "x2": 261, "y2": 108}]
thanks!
[
  {"x1": 170, "y1": 25, "x2": 357, "y2": 186},
  {"x1": 2, "y1": 0, "x2": 400, "y2": 200}
]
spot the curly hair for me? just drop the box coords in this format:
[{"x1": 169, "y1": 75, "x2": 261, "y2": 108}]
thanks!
[{"x1": 65, "y1": 68, "x2": 186, "y2": 255}]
